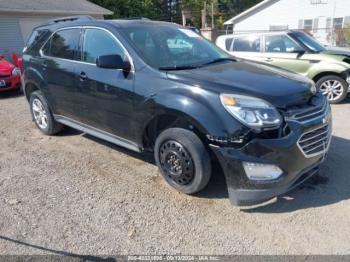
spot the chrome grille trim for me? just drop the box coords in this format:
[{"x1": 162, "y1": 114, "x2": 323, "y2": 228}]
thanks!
[
  {"x1": 297, "y1": 124, "x2": 332, "y2": 158},
  {"x1": 286, "y1": 97, "x2": 329, "y2": 123}
]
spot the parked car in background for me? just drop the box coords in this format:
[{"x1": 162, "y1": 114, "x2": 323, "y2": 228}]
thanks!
[
  {"x1": 0, "y1": 56, "x2": 21, "y2": 92},
  {"x1": 216, "y1": 31, "x2": 350, "y2": 104},
  {"x1": 23, "y1": 17, "x2": 331, "y2": 206}
]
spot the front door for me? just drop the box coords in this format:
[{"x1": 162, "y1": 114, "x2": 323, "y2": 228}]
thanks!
[
  {"x1": 75, "y1": 28, "x2": 135, "y2": 141},
  {"x1": 260, "y1": 34, "x2": 313, "y2": 76}
]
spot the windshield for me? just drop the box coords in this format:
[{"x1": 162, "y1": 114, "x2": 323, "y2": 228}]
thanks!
[
  {"x1": 290, "y1": 32, "x2": 326, "y2": 53},
  {"x1": 122, "y1": 24, "x2": 231, "y2": 70}
]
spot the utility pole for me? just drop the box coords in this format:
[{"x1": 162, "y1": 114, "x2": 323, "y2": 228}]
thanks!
[
  {"x1": 211, "y1": 2, "x2": 214, "y2": 29},
  {"x1": 330, "y1": 0, "x2": 337, "y2": 46},
  {"x1": 201, "y1": 1, "x2": 207, "y2": 29}
]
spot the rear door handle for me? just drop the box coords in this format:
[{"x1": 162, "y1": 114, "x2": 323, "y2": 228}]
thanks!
[
  {"x1": 265, "y1": 58, "x2": 273, "y2": 62},
  {"x1": 79, "y1": 72, "x2": 87, "y2": 82}
]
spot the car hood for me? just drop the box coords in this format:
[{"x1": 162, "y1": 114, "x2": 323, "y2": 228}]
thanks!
[
  {"x1": 322, "y1": 48, "x2": 350, "y2": 58},
  {"x1": 166, "y1": 61, "x2": 314, "y2": 108},
  {"x1": 0, "y1": 59, "x2": 15, "y2": 76}
]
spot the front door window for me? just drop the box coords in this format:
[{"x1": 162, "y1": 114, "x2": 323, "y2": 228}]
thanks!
[{"x1": 265, "y1": 35, "x2": 302, "y2": 53}]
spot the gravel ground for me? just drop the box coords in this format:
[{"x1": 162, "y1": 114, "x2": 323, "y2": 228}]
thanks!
[{"x1": 0, "y1": 91, "x2": 350, "y2": 255}]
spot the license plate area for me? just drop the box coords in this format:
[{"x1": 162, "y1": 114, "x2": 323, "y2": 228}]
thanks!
[{"x1": 0, "y1": 80, "x2": 6, "y2": 87}]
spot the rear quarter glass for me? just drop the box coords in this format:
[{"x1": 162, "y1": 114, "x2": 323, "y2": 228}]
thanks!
[{"x1": 24, "y1": 29, "x2": 50, "y2": 55}]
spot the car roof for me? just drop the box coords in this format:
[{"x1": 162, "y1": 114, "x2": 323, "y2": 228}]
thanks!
[
  {"x1": 34, "y1": 17, "x2": 181, "y2": 32},
  {"x1": 217, "y1": 30, "x2": 301, "y2": 39}
]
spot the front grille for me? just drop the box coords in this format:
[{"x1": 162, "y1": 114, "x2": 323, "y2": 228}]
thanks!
[
  {"x1": 284, "y1": 93, "x2": 328, "y2": 123},
  {"x1": 293, "y1": 100, "x2": 328, "y2": 122},
  {"x1": 298, "y1": 125, "x2": 331, "y2": 158}
]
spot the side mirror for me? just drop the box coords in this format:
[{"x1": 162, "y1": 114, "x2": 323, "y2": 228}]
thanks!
[
  {"x1": 291, "y1": 49, "x2": 306, "y2": 57},
  {"x1": 96, "y1": 54, "x2": 131, "y2": 71}
]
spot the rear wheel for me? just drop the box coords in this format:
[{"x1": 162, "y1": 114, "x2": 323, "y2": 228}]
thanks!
[
  {"x1": 154, "y1": 128, "x2": 211, "y2": 194},
  {"x1": 29, "y1": 91, "x2": 63, "y2": 135},
  {"x1": 316, "y1": 75, "x2": 348, "y2": 104}
]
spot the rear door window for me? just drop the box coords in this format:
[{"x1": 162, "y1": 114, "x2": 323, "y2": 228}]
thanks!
[
  {"x1": 42, "y1": 28, "x2": 81, "y2": 60},
  {"x1": 232, "y1": 36, "x2": 261, "y2": 52}
]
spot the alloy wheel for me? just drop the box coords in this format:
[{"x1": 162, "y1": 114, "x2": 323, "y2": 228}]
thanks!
[
  {"x1": 32, "y1": 98, "x2": 48, "y2": 129},
  {"x1": 319, "y1": 79, "x2": 344, "y2": 101}
]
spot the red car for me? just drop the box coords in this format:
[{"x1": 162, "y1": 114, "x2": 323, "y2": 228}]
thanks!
[{"x1": 0, "y1": 56, "x2": 21, "y2": 92}]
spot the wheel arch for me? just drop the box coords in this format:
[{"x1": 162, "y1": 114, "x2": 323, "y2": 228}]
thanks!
[
  {"x1": 24, "y1": 81, "x2": 41, "y2": 101},
  {"x1": 312, "y1": 71, "x2": 345, "y2": 83},
  {"x1": 141, "y1": 111, "x2": 210, "y2": 151}
]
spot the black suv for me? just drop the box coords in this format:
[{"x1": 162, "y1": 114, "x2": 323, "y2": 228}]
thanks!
[{"x1": 23, "y1": 16, "x2": 332, "y2": 206}]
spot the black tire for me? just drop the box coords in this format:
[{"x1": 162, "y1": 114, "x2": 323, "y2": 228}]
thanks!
[
  {"x1": 154, "y1": 128, "x2": 211, "y2": 194},
  {"x1": 316, "y1": 75, "x2": 348, "y2": 104},
  {"x1": 29, "y1": 90, "x2": 63, "y2": 135}
]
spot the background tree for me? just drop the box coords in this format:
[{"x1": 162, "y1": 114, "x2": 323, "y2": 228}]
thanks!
[{"x1": 90, "y1": 0, "x2": 263, "y2": 28}]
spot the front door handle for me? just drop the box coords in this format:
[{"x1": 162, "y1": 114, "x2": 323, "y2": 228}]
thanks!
[
  {"x1": 79, "y1": 72, "x2": 87, "y2": 82},
  {"x1": 42, "y1": 62, "x2": 48, "y2": 71},
  {"x1": 265, "y1": 58, "x2": 273, "y2": 62}
]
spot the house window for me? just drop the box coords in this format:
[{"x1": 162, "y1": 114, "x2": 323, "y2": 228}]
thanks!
[
  {"x1": 303, "y1": 19, "x2": 313, "y2": 31},
  {"x1": 310, "y1": 0, "x2": 327, "y2": 4},
  {"x1": 333, "y1": 17, "x2": 344, "y2": 29},
  {"x1": 345, "y1": 16, "x2": 350, "y2": 28}
]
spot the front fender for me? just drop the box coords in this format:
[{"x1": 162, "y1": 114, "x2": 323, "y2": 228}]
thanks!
[
  {"x1": 307, "y1": 61, "x2": 350, "y2": 80},
  {"x1": 135, "y1": 84, "x2": 247, "y2": 146}
]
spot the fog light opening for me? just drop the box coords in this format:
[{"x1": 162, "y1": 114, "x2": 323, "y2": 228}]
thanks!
[{"x1": 243, "y1": 162, "x2": 283, "y2": 181}]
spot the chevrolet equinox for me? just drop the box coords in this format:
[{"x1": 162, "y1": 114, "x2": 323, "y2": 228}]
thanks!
[{"x1": 23, "y1": 17, "x2": 332, "y2": 206}]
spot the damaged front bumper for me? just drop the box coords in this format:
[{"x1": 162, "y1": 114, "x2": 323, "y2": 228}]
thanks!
[{"x1": 210, "y1": 96, "x2": 332, "y2": 206}]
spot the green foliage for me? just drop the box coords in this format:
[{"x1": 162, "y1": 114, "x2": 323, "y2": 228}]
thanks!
[{"x1": 90, "y1": 0, "x2": 263, "y2": 28}]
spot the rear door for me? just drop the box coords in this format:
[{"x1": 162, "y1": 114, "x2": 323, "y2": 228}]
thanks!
[
  {"x1": 229, "y1": 35, "x2": 266, "y2": 62},
  {"x1": 260, "y1": 34, "x2": 313, "y2": 75},
  {"x1": 40, "y1": 27, "x2": 82, "y2": 119}
]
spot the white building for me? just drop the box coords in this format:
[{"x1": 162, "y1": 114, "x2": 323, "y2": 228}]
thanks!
[
  {"x1": 0, "y1": 0, "x2": 112, "y2": 60},
  {"x1": 224, "y1": 0, "x2": 350, "y2": 46}
]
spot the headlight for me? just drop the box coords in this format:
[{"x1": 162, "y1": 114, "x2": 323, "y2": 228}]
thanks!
[
  {"x1": 220, "y1": 94, "x2": 281, "y2": 129},
  {"x1": 12, "y1": 67, "x2": 20, "y2": 76}
]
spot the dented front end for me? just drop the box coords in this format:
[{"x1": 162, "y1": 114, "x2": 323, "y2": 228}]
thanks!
[{"x1": 209, "y1": 93, "x2": 332, "y2": 206}]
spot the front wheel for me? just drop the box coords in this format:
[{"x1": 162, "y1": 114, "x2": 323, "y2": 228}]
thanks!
[
  {"x1": 316, "y1": 75, "x2": 348, "y2": 104},
  {"x1": 154, "y1": 128, "x2": 211, "y2": 195}
]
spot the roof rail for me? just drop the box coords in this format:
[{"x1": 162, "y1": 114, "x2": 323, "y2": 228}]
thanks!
[
  {"x1": 120, "y1": 17, "x2": 151, "y2": 20},
  {"x1": 47, "y1": 15, "x2": 95, "y2": 25}
]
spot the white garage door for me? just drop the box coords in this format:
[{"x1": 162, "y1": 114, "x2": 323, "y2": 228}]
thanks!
[{"x1": 0, "y1": 16, "x2": 24, "y2": 60}]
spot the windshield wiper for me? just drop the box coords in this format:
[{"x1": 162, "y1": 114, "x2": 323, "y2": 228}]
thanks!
[
  {"x1": 159, "y1": 65, "x2": 200, "y2": 71},
  {"x1": 199, "y1": 57, "x2": 236, "y2": 67},
  {"x1": 158, "y1": 58, "x2": 236, "y2": 71}
]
